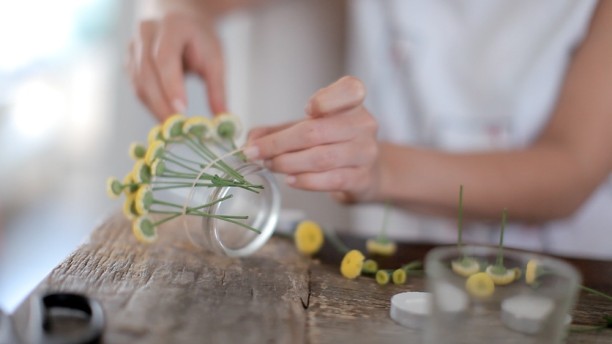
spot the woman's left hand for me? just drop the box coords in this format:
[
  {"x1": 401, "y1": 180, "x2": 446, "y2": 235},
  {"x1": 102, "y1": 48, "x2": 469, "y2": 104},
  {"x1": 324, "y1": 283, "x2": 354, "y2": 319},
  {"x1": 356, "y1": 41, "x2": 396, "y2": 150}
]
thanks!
[{"x1": 244, "y1": 76, "x2": 380, "y2": 203}]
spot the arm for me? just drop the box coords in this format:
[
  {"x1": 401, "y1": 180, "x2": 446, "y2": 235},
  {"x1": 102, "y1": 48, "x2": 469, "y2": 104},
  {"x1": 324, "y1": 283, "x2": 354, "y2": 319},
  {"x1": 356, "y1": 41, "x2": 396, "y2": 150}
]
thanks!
[
  {"x1": 246, "y1": 1, "x2": 612, "y2": 224},
  {"x1": 379, "y1": 0, "x2": 612, "y2": 222}
]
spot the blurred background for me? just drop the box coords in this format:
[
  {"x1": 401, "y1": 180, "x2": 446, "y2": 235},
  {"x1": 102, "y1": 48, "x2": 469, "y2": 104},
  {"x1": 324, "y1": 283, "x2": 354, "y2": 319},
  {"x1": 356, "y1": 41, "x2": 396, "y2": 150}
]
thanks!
[{"x1": 0, "y1": 0, "x2": 351, "y2": 311}]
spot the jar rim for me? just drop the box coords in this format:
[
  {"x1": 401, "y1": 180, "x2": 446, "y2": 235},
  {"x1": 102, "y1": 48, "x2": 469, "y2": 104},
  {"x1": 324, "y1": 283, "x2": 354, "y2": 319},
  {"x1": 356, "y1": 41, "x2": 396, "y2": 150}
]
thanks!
[{"x1": 203, "y1": 163, "x2": 280, "y2": 257}]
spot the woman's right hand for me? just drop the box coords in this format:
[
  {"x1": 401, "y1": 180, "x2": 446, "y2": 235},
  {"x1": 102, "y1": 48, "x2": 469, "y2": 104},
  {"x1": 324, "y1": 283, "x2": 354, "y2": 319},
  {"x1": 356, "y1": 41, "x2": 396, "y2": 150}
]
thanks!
[{"x1": 127, "y1": 11, "x2": 227, "y2": 121}]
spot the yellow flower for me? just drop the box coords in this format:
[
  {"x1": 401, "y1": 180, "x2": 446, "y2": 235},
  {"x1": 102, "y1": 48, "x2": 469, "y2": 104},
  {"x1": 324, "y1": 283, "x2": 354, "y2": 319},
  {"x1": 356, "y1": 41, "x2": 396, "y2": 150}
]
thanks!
[
  {"x1": 293, "y1": 220, "x2": 324, "y2": 255},
  {"x1": 465, "y1": 272, "x2": 495, "y2": 299},
  {"x1": 132, "y1": 159, "x2": 151, "y2": 184},
  {"x1": 376, "y1": 270, "x2": 390, "y2": 285},
  {"x1": 134, "y1": 185, "x2": 153, "y2": 215},
  {"x1": 366, "y1": 238, "x2": 397, "y2": 256},
  {"x1": 145, "y1": 140, "x2": 165, "y2": 166},
  {"x1": 122, "y1": 172, "x2": 138, "y2": 196},
  {"x1": 129, "y1": 142, "x2": 146, "y2": 160},
  {"x1": 451, "y1": 257, "x2": 481, "y2": 277},
  {"x1": 106, "y1": 177, "x2": 122, "y2": 199},
  {"x1": 392, "y1": 268, "x2": 407, "y2": 285},
  {"x1": 340, "y1": 250, "x2": 365, "y2": 279},
  {"x1": 147, "y1": 124, "x2": 163, "y2": 144},
  {"x1": 525, "y1": 259, "x2": 539, "y2": 285},
  {"x1": 183, "y1": 116, "x2": 213, "y2": 139},
  {"x1": 150, "y1": 159, "x2": 166, "y2": 177},
  {"x1": 362, "y1": 259, "x2": 379, "y2": 274},
  {"x1": 122, "y1": 193, "x2": 138, "y2": 220},
  {"x1": 485, "y1": 265, "x2": 518, "y2": 286},
  {"x1": 162, "y1": 114, "x2": 187, "y2": 140},
  {"x1": 132, "y1": 216, "x2": 158, "y2": 243},
  {"x1": 213, "y1": 113, "x2": 242, "y2": 139}
]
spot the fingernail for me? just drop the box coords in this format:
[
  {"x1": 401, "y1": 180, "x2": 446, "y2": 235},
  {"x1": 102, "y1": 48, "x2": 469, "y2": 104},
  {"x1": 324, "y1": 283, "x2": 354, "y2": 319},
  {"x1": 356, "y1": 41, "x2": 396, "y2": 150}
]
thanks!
[
  {"x1": 243, "y1": 145, "x2": 259, "y2": 160},
  {"x1": 285, "y1": 175, "x2": 296, "y2": 185},
  {"x1": 173, "y1": 99, "x2": 187, "y2": 114}
]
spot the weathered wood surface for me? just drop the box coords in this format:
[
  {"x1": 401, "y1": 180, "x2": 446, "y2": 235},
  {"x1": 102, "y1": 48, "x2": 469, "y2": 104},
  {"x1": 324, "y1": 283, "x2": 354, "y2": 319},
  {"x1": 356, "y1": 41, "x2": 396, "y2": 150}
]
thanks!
[{"x1": 13, "y1": 213, "x2": 612, "y2": 343}]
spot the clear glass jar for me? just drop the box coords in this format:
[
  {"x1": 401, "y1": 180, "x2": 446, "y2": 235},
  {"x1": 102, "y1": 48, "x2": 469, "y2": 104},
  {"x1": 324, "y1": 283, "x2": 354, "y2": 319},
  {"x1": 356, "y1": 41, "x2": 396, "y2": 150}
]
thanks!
[
  {"x1": 151, "y1": 141, "x2": 280, "y2": 257},
  {"x1": 424, "y1": 245, "x2": 580, "y2": 344},
  {"x1": 197, "y1": 163, "x2": 280, "y2": 257}
]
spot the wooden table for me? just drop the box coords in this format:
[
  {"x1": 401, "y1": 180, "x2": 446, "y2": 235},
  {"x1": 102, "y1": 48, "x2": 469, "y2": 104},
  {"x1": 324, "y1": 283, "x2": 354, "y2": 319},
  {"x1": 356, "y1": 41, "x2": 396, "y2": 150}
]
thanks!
[{"x1": 12, "y1": 214, "x2": 612, "y2": 343}]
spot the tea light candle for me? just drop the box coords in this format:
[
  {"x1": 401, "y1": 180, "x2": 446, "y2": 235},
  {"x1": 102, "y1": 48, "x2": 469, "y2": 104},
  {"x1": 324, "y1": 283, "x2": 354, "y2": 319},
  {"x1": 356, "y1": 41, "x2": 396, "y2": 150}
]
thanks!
[
  {"x1": 390, "y1": 292, "x2": 431, "y2": 329},
  {"x1": 501, "y1": 294, "x2": 554, "y2": 334}
]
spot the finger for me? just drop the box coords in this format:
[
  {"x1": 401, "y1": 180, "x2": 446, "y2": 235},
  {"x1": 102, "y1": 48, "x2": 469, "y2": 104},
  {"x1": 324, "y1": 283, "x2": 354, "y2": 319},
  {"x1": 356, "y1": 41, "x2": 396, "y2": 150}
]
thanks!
[
  {"x1": 285, "y1": 167, "x2": 371, "y2": 193},
  {"x1": 133, "y1": 22, "x2": 175, "y2": 121},
  {"x1": 248, "y1": 108, "x2": 371, "y2": 160},
  {"x1": 266, "y1": 140, "x2": 376, "y2": 174},
  {"x1": 152, "y1": 16, "x2": 189, "y2": 113},
  {"x1": 184, "y1": 37, "x2": 227, "y2": 114},
  {"x1": 138, "y1": 60, "x2": 176, "y2": 122},
  {"x1": 246, "y1": 121, "x2": 296, "y2": 144},
  {"x1": 306, "y1": 76, "x2": 366, "y2": 117}
]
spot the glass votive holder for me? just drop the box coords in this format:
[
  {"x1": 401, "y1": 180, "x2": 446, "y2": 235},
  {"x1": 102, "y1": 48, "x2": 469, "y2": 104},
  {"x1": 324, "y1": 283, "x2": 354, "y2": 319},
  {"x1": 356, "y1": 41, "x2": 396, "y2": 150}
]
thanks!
[
  {"x1": 424, "y1": 245, "x2": 581, "y2": 344},
  {"x1": 150, "y1": 141, "x2": 280, "y2": 257}
]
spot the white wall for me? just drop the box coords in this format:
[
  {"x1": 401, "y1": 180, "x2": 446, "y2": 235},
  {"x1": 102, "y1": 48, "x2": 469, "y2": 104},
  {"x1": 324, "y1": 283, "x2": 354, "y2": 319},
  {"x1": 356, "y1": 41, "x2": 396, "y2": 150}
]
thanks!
[{"x1": 224, "y1": 1, "x2": 352, "y2": 230}]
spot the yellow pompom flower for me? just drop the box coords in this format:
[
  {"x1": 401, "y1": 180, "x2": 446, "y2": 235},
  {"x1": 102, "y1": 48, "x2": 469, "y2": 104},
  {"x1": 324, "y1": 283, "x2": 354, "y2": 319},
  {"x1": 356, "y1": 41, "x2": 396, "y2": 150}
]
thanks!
[
  {"x1": 485, "y1": 265, "x2": 518, "y2": 286},
  {"x1": 366, "y1": 238, "x2": 397, "y2": 256},
  {"x1": 150, "y1": 159, "x2": 166, "y2": 177},
  {"x1": 465, "y1": 272, "x2": 495, "y2": 299},
  {"x1": 294, "y1": 220, "x2": 324, "y2": 255},
  {"x1": 183, "y1": 116, "x2": 213, "y2": 139},
  {"x1": 148, "y1": 124, "x2": 163, "y2": 144},
  {"x1": 145, "y1": 140, "x2": 165, "y2": 166},
  {"x1": 392, "y1": 268, "x2": 407, "y2": 285},
  {"x1": 525, "y1": 259, "x2": 540, "y2": 285},
  {"x1": 132, "y1": 216, "x2": 158, "y2": 243},
  {"x1": 162, "y1": 114, "x2": 187, "y2": 140},
  {"x1": 106, "y1": 177, "x2": 123, "y2": 199},
  {"x1": 122, "y1": 194, "x2": 138, "y2": 220},
  {"x1": 134, "y1": 185, "x2": 154, "y2": 215},
  {"x1": 132, "y1": 160, "x2": 151, "y2": 184},
  {"x1": 362, "y1": 259, "x2": 379, "y2": 274},
  {"x1": 340, "y1": 249, "x2": 365, "y2": 279},
  {"x1": 376, "y1": 270, "x2": 391, "y2": 285},
  {"x1": 451, "y1": 257, "x2": 481, "y2": 277},
  {"x1": 129, "y1": 142, "x2": 147, "y2": 160},
  {"x1": 213, "y1": 113, "x2": 242, "y2": 139}
]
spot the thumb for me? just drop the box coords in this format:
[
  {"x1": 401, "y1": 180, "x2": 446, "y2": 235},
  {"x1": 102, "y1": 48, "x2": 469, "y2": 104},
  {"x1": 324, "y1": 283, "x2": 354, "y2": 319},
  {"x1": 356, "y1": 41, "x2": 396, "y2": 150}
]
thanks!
[{"x1": 306, "y1": 76, "x2": 366, "y2": 118}]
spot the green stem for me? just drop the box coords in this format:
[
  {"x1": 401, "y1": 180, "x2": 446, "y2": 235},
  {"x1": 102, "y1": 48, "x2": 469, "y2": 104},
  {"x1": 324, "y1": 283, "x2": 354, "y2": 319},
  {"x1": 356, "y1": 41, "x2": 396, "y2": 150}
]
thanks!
[
  {"x1": 161, "y1": 155, "x2": 201, "y2": 174},
  {"x1": 496, "y1": 208, "x2": 507, "y2": 268},
  {"x1": 580, "y1": 285, "x2": 612, "y2": 302},
  {"x1": 153, "y1": 213, "x2": 182, "y2": 227},
  {"x1": 152, "y1": 183, "x2": 218, "y2": 191},
  {"x1": 377, "y1": 201, "x2": 391, "y2": 241},
  {"x1": 401, "y1": 261, "x2": 423, "y2": 271},
  {"x1": 187, "y1": 136, "x2": 245, "y2": 182},
  {"x1": 164, "y1": 150, "x2": 203, "y2": 168},
  {"x1": 457, "y1": 185, "x2": 464, "y2": 252},
  {"x1": 322, "y1": 227, "x2": 350, "y2": 254},
  {"x1": 184, "y1": 137, "x2": 232, "y2": 177},
  {"x1": 152, "y1": 210, "x2": 248, "y2": 220},
  {"x1": 152, "y1": 194, "x2": 233, "y2": 211}
]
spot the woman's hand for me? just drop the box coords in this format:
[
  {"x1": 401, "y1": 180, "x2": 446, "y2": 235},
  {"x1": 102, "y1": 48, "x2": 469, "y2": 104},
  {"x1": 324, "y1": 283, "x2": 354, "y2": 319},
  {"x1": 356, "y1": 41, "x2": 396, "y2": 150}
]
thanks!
[
  {"x1": 127, "y1": 10, "x2": 226, "y2": 121},
  {"x1": 244, "y1": 76, "x2": 381, "y2": 203}
]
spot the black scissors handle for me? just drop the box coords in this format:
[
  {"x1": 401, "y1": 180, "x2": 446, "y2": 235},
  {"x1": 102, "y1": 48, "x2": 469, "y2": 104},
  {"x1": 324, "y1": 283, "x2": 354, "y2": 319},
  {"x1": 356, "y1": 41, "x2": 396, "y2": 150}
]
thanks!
[{"x1": 30, "y1": 292, "x2": 105, "y2": 344}]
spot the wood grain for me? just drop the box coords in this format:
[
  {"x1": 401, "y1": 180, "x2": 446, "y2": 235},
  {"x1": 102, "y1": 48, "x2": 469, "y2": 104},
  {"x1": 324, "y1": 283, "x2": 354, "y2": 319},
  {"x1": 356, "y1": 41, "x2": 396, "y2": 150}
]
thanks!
[{"x1": 12, "y1": 213, "x2": 612, "y2": 343}]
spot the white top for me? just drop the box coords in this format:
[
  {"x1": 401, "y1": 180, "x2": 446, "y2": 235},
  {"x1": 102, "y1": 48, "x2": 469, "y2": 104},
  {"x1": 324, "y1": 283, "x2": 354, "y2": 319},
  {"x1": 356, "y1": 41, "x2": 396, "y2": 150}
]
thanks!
[{"x1": 347, "y1": 0, "x2": 612, "y2": 259}]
